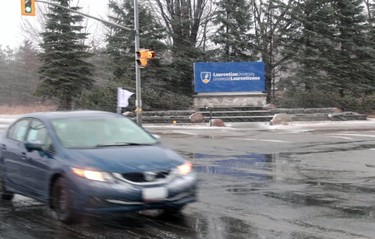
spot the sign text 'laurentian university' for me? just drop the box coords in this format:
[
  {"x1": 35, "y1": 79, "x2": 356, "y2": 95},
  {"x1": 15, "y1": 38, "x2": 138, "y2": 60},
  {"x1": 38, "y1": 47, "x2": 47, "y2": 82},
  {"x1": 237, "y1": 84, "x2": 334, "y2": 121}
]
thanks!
[{"x1": 194, "y1": 62, "x2": 265, "y2": 93}]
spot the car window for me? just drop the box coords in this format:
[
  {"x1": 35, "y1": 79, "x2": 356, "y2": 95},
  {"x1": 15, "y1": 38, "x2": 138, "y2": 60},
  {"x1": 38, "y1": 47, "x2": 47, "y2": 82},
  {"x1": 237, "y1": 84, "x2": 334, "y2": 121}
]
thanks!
[
  {"x1": 51, "y1": 116, "x2": 158, "y2": 148},
  {"x1": 26, "y1": 120, "x2": 52, "y2": 149},
  {"x1": 7, "y1": 119, "x2": 30, "y2": 141}
]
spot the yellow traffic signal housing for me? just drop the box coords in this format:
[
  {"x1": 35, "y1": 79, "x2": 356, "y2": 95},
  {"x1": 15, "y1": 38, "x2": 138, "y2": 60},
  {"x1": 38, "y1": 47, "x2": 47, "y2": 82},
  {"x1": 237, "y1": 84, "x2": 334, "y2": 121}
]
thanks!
[
  {"x1": 136, "y1": 49, "x2": 155, "y2": 68},
  {"x1": 137, "y1": 58, "x2": 148, "y2": 68},
  {"x1": 21, "y1": 0, "x2": 36, "y2": 16},
  {"x1": 146, "y1": 51, "x2": 156, "y2": 59}
]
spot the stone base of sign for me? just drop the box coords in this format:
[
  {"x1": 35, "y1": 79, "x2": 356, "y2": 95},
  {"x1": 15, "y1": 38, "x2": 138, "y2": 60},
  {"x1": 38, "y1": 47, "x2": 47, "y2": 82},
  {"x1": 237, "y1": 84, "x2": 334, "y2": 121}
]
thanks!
[{"x1": 193, "y1": 92, "x2": 267, "y2": 108}]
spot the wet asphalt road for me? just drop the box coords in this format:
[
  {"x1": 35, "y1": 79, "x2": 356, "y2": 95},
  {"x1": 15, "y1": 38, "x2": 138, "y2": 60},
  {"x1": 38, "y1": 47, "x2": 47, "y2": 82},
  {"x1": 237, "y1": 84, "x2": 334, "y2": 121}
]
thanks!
[{"x1": 2, "y1": 123, "x2": 375, "y2": 239}]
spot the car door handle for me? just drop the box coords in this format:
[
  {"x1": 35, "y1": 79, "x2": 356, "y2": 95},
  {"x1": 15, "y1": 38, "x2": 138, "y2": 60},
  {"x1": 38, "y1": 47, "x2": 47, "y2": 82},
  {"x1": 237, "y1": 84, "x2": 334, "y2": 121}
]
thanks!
[
  {"x1": 1, "y1": 144, "x2": 6, "y2": 151},
  {"x1": 21, "y1": 152, "x2": 27, "y2": 160}
]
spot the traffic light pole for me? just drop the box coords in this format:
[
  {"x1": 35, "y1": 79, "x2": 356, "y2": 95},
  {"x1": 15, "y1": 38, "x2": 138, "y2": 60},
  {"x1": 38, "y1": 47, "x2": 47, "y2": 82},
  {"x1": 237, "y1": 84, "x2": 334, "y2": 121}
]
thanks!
[
  {"x1": 134, "y1": 0, "x2": 142, "y2": 126},
  {"x1": 35, "y1": 0, "x2": 133, "y2": 32}
]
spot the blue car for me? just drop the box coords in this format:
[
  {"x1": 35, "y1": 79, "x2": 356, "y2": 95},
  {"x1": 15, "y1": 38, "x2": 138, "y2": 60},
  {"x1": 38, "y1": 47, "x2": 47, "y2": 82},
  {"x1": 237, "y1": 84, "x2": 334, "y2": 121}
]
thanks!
[{"x1": 0, "y1": 111, "x2": 197, "y2": 223}]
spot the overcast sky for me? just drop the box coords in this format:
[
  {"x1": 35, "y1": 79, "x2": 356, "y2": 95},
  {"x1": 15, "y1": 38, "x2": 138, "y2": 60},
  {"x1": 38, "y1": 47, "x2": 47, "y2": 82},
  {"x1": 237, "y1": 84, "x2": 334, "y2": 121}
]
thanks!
[{"x1": 0, "y1": 0, "x2": 110, "y2": 49}]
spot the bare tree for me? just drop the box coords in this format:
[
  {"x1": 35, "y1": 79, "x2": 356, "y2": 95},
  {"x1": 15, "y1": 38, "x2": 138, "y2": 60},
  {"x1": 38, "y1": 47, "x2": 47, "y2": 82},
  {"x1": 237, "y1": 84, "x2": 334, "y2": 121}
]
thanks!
[
  {"x1": 250, "y1": 0, "x2": 297, "y2": 102},
  {"x1": 145, "y1": 0, "x2": 215, "y2": 49},
  {"x1": 20, "y1": 0, "x2": 103, "y2": 49},
  {"x1": 363, "y1": 0, "x2": 374, "y2": 20},
  {"x1": 20, "y1": 2, "x2": 49, "y2": 47}
]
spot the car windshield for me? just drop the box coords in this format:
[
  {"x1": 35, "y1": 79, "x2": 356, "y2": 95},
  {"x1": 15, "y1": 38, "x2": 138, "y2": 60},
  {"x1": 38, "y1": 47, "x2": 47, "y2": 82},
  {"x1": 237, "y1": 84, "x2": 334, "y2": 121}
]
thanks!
[{"x1": 51, "y1": 116, "x2": 158, "y2": 149}]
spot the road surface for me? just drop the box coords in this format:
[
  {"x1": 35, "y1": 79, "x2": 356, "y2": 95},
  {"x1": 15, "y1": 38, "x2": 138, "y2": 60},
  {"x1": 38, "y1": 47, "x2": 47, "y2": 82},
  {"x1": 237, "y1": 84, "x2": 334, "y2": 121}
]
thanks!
[{"x1": 1, "y1": 121, "x2": 375, "y2": 238}]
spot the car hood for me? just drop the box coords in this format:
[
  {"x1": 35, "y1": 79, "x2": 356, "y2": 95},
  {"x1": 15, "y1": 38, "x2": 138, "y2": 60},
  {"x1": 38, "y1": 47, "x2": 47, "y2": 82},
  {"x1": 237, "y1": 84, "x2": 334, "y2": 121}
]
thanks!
[{"x1": 62, "y1": 145, "x2": 185, "y2": 173}]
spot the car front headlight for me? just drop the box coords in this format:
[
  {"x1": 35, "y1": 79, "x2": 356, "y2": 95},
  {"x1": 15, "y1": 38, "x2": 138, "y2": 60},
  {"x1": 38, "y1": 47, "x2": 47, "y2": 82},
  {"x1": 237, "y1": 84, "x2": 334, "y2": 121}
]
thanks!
[
  {"x1": 176, "y1": 162, "x2": 193, "y2": 176},
  {"x1": 72, "y1": 168, "x2": 114, "y2": 182}
]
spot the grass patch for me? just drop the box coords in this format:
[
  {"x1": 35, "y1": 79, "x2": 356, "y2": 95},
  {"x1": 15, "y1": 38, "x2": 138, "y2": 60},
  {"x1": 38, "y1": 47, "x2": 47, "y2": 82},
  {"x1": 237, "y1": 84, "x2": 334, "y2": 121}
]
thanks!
[{"x1": 0, "y1": 104, "x2": 57, "y2": 115}]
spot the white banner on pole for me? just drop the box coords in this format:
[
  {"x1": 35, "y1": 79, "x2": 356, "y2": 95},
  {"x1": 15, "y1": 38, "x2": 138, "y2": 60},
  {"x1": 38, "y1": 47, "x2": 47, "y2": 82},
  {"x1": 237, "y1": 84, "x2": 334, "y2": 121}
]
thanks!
[{"x1": 117, "y1": 87, "x2": 134, "y2": 108}]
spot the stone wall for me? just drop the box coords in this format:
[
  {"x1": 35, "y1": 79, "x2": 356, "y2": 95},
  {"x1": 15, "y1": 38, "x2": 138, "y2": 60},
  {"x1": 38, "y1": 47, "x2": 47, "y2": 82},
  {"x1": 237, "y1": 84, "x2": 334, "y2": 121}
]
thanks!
[{"x1": 193, "y1": 92, "x2": 267, "y2": 108}]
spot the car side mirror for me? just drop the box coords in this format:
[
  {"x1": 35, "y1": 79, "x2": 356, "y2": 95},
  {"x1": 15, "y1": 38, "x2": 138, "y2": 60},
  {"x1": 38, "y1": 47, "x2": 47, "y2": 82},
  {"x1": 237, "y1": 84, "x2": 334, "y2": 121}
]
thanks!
[{"x1": 24, "y1": 140, "x2": 43, "y2": 152}]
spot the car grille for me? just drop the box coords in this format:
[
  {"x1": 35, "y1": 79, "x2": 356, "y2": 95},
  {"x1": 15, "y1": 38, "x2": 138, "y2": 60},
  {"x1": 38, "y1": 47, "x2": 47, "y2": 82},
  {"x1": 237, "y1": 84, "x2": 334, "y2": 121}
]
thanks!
[{"x1": 121, "y1": 170, "x2": 171, "y2": 183}]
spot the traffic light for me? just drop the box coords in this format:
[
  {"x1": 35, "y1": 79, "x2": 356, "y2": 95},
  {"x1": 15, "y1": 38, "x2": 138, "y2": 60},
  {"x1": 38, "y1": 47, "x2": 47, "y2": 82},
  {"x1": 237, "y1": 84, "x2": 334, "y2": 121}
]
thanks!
[
  {"x1": 136, "y1": 49, "x2": 156, "y2": 68},
  {"x1": 21, "y1": 0, "x2": 36, "y2": 16}
]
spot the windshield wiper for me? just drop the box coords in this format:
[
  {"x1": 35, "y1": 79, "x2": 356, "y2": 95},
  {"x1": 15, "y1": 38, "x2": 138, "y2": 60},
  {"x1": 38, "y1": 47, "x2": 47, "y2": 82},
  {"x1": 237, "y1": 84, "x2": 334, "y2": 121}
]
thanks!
[{"x1": 95, "y1": 142, "x2": 152, "y2": 147}]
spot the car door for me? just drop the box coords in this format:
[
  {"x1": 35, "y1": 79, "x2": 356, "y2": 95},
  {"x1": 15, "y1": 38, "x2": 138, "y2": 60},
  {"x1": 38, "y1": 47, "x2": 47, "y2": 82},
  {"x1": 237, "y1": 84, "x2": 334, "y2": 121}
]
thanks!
[
  {"x1": 1, "y1": 118, "x2": 31, "y2": 193},
  {"x1": 23, "y1": 119, "x2": 54, "y2": 200}
]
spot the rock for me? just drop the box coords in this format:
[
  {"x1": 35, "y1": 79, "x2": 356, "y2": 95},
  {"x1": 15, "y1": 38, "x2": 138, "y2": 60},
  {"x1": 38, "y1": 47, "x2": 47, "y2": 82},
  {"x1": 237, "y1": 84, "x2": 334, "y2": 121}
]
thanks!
[
  {"x1": 189, "y1": 112, "x2": 205, "y2": 123},
  {"x1": 209, "y1": 119, "x2": 225, "y2": 127},
  {"x1": 270, "y1": 113, "x2": 292, "y2": 125},
  {"x1": 122, "y1": 111, "x2": 135, "y2": 117},
  {"x1": 334, "y1": 108, "x2": 343, "y2": 113}
]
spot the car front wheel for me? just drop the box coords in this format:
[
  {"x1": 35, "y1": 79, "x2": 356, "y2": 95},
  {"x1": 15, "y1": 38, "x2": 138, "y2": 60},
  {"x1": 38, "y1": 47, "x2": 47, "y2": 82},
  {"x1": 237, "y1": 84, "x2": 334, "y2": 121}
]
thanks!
[
  {"x1": 49, "y1": 177, "x2": 77, "y2": 223},
  {"x1": 161, "y1": 206, "x2": 185, "y2": 216}
]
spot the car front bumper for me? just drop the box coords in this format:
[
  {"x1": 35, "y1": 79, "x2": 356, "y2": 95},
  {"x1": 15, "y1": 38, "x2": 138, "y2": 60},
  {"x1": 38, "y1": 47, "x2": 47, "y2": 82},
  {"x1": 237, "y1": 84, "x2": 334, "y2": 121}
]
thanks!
[{"x1": 69, "y1": 173, "x2": 198, "y2": 215}]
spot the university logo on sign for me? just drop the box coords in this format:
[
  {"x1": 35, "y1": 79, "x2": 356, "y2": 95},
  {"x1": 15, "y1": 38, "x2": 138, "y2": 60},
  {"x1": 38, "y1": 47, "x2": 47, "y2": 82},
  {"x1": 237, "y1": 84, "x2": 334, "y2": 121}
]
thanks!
[{"x1": 200, "y1": 72, "x2": 211, "y2": 84}]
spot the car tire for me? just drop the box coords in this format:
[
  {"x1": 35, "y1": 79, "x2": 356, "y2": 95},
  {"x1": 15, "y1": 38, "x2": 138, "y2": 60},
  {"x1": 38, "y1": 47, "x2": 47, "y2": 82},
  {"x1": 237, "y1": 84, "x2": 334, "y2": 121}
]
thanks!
[
  {"x1": 0, "y1": 176, "x2": 14, "y2": 201},
  {"x1": 161, "y1": 206, "x2": 185, "y2": 216},
  {"x1": 49, "y1": 177, "x2": 77, "y2": 223}
]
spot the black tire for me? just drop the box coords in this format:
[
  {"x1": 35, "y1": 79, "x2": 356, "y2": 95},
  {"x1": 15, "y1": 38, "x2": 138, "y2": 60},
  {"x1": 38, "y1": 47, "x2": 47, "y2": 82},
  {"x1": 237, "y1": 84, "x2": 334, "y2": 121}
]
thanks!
[
  {"x1": 161, "y1": 206, "x2": 185, "y2": 216},
  {"x1": 49, "y1": 177, "x2": 77, "y2": 223},
  {"x1": 0, "y1": 176, "x2": 14, "y2": 201}
]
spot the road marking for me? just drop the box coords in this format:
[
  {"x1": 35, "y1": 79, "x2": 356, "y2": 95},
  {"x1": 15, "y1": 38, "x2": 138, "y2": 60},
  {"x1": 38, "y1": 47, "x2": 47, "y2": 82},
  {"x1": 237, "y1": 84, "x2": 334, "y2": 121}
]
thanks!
[
  {"x1": 332, "y1": 133, "x2": 375, "y2": 138},
  {"x1": 327, "y1": 136, "x2": 353, "y2": 140},
  {"x1": 238, "y1": 138, "x2": 289, "y2": 143}
]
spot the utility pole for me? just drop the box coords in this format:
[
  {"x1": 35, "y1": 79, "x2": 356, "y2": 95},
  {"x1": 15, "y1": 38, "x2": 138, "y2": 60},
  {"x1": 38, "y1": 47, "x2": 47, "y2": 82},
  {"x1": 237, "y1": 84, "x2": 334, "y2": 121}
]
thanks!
[{"x1": 134, "y1": 0, "x2": 142, "y2": 126}]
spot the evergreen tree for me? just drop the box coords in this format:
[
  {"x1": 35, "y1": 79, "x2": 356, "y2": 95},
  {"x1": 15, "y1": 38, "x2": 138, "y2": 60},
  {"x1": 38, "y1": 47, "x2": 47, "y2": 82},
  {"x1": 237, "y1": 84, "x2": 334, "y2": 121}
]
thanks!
[
  {"x1": 281, "y1": 0, "x2": 337, "y2": 94},
  {"x1": 106, "y1": 0, "x2": 167, "y2": 85},
  {"x1": 37, "y1": 0, "x2": 94, "y2": 110},
  {"x1": 15, "y1": 41, "x2": 40, "y2": 102},
  {"x1": 104, "y1": 0, "x2": 192, "y2": 110},
  {"x1": 106, "y1": 0, "x2": 136, "y2": 85},
  {"x1": 212, "y1": 0, "x2": 254, "y2": 61},
  {"x1": 0, "y1": 42, "x2": 41, "y2": 104},
  {"x1": 329, "y1": 0, "x2": 375, "y2": 100},
  {"x1": 279, "y1": 0, "x2": 375, "y2": 111}
]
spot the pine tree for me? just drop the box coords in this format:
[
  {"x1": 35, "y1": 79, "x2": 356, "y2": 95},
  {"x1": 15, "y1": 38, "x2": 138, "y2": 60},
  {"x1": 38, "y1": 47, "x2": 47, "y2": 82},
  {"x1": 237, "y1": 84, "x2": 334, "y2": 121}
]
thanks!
[
  {"x1": 329, "y1": 0, "x2": 375, "y2": 99},
  {"x1": 281, "y1": 0, "x2": 337, "y2": 95},
  {"x1": 106, "y1": 0, "x2": 166, "y2": 85},
  {"x1": 15, "y1": 41, "x2": 40, "y2": 102},
  {"x1": 105, "y1": 0, "x2": 191, "y2": 110},
  {"x1": 212, "y1": 0, "x2": 254, "y2": 61},
  {"x1": 279, "y1": 0, "x2": 375, "y2": 110},
  {"x1": 37, "y1": 0, "x2": 94, "y2": 110}
]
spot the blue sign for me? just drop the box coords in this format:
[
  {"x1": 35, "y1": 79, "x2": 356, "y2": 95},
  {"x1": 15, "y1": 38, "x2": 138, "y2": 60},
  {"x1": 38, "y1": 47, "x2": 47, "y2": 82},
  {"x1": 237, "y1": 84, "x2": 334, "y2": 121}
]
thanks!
[{"x1": 194, "y1": 62, "x2": 265, "y2": 93}]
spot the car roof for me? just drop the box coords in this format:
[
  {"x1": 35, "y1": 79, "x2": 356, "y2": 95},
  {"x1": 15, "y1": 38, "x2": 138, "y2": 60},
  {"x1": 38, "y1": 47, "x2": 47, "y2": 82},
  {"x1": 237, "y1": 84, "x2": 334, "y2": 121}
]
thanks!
[{"x1": 20, "y1": 110, "x2": 119, "y2": 121}]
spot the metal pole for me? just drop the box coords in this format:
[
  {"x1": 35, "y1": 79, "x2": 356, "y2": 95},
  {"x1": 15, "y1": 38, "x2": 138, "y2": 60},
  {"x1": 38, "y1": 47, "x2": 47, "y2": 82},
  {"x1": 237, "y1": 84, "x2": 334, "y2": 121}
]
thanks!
[
  {"x1": 36, "y1": 0, "x2": 133, "y2": 31},
  {"x1": 134, "y1": 0, "x2": 142, "y2": 125}
]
